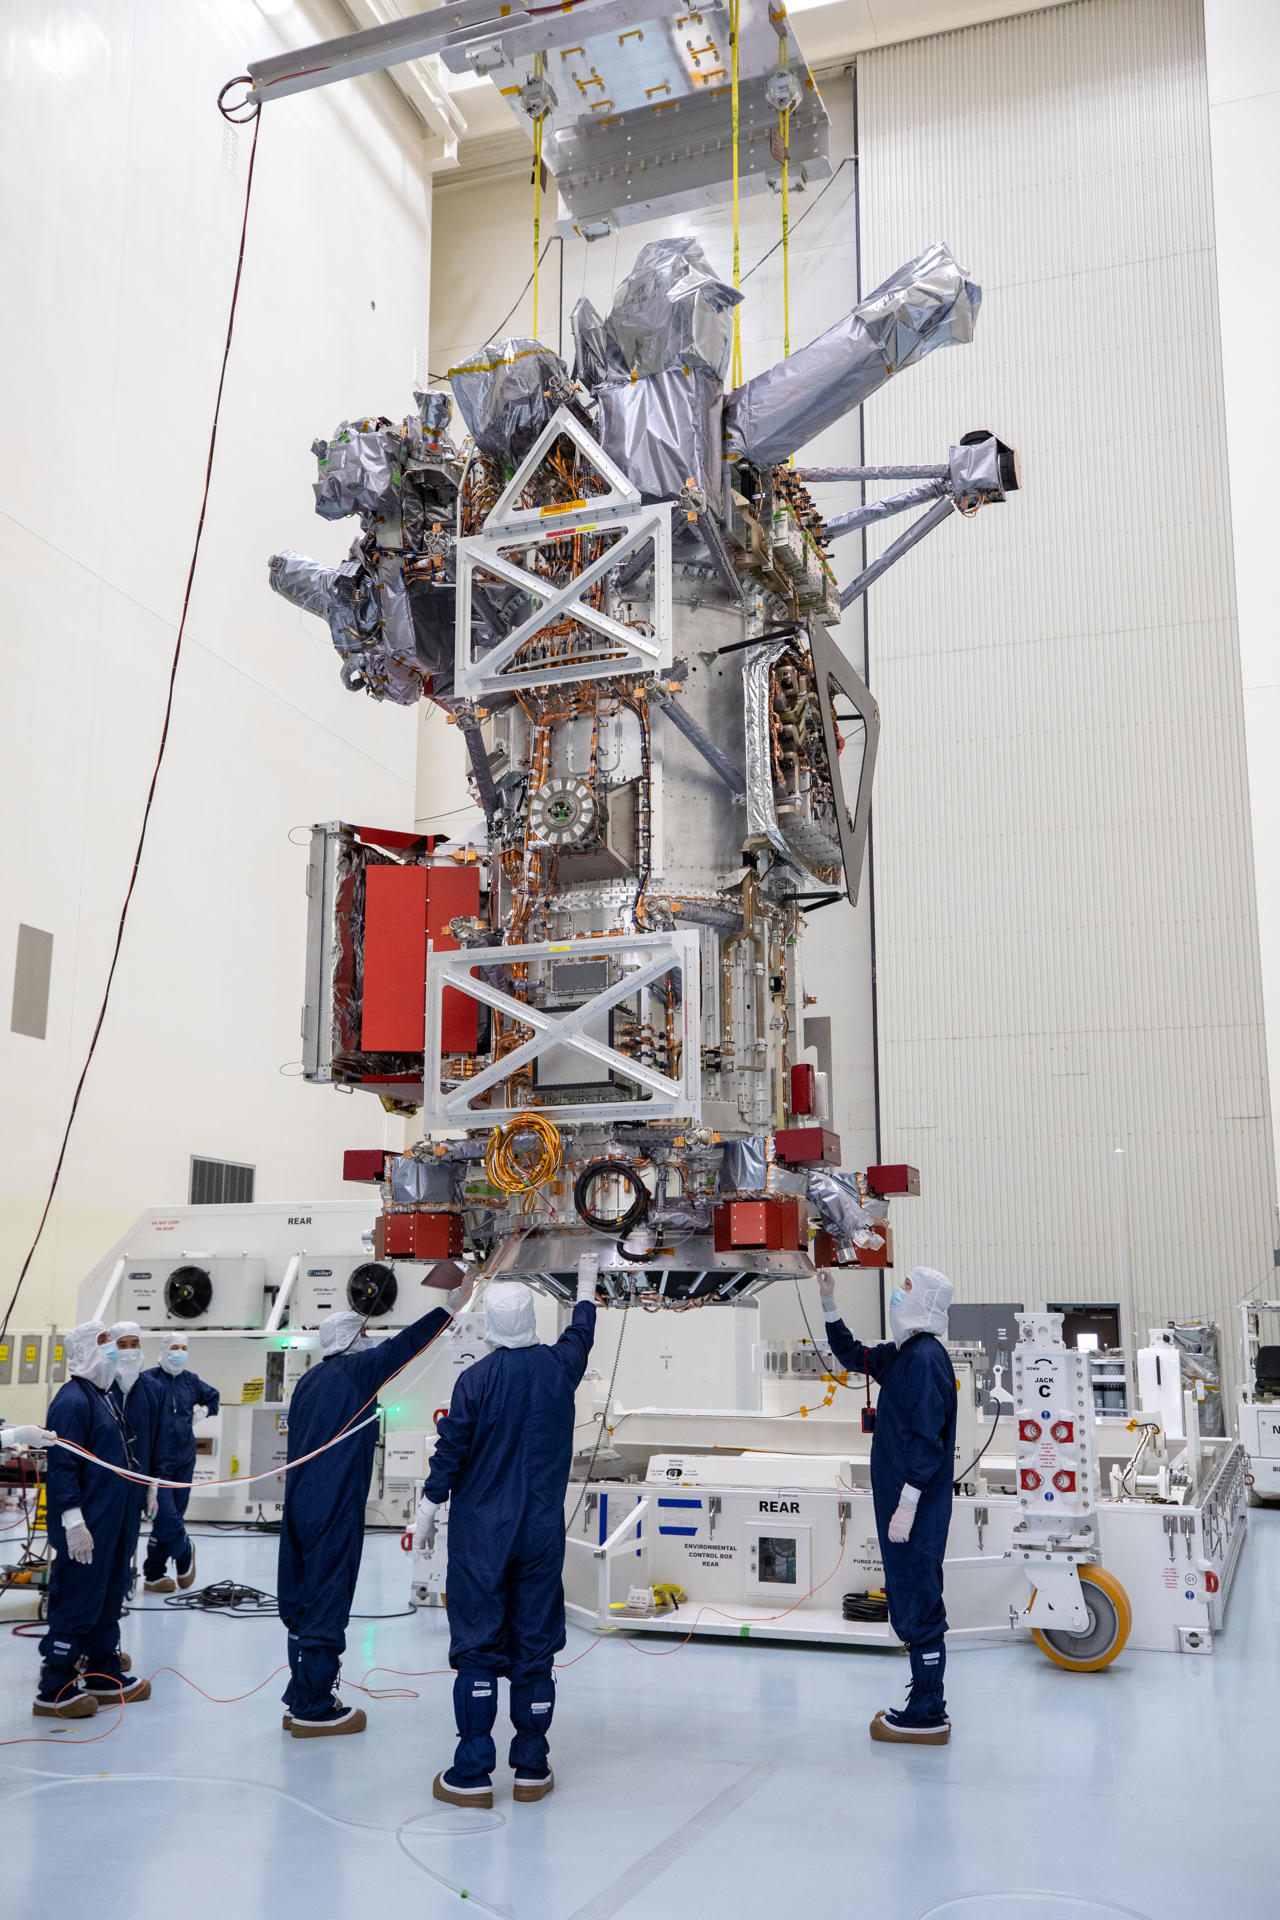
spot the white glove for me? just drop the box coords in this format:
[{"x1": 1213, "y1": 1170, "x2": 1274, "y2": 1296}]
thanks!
[
  {"x1": 818, "y1": 1275, "x2": 838, "y2": 1320},
  {"x1": 887, "y1": 1485, "x2": 920, "y2": 1544},
  {"x1": 576, "y1": 1260, "x2": 598, "y2": 1305},
  {"x1": 444, "y1": 1265, "x2": 476, "y2": 1313},
  {"x1": 0, "y1": 1425, "x2": 54, "y2": 1449},
  {"x1": 414, "y1": 1496, "x2": 440, "y2": 1554},
  {"x1": 145, "y1": 1482, "x2": 159, "y2": 1519},
  {"x1": 62, "y1": 1509, "x2": 94, "y2": 1564}
]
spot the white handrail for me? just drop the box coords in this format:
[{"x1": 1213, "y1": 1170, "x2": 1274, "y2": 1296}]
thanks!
[
  {"x1": 92, "y1": 1257, "x2": 126, "y2": 1326},
  {"x1": 265, "y1": 1253, "x2": 302, "y2": 1334},
  {"x1": 594, "y1": 1495, "x2": 650, "y2": 1559}
]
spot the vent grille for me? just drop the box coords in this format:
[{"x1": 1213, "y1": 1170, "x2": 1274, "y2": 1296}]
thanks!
[{"x1": 189, "y1": 1158, "x2": 255, "y2": 1205}]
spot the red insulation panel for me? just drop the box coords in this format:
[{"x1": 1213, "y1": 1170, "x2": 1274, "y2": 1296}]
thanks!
[
  {"x1": 361, "y1": 864, "x2": 480, "y2": 1054},
  {"x1": 427, "y1": 865, "x2": 481, "y2": 1054}
]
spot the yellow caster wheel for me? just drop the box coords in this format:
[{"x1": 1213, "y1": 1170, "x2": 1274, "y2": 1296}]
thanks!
[{"x1": 1032, "y1": 1565, "x2": 1131, "y2": 1672}]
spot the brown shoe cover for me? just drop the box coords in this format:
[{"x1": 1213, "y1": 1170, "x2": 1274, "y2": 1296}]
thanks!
[
  {"x1": 513, "y1": 1771, "x2": 555, "y2": 1803},
  {"x1": 290, "y1": 1707, "x2": 368, "y2": 1739},
  {"x1": 144, "y1": 1578, "x2": 176, "y2": 1594},
  {"x1": 433, "y1": 1770, "x2": 494, "y2": 1809},
  {"x1": 85, "y1": 1677, "x2": 151, "y2": 1705},
  {"x1": 177, "y1": 1550, "x2": 197, "y2": 1591},
  {"x1": 33, "y1": 1693, "x2": 98, "y2": 1720},
  {"x1": 869, "y1": 1711, "x2": 949, "y2": 1746}
]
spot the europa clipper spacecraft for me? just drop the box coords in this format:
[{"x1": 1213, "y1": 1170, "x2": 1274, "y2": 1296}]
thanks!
[{"x1": 268, "y1": 236, "x2": 1019, "y2": 1313}]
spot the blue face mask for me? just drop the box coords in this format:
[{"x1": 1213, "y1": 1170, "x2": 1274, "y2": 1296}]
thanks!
[
  {"x1": 888, "y1": 1288, "x2": 914, "y2": 1346},
  {"x1": 160, "y1": 1348, "x2": 188, "y2": 1376}
]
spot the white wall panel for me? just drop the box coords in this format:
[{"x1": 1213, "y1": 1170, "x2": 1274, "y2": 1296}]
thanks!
[
  {"x1": 0, "y1": 0, "x2": 431, "y2": 1394},
  {"x1": 855, "y1": 0, "x2": 1276, "y2": 1364},
  {"x1": 1204, "y1": 0, "x2": 1280, "y2": 1253}
]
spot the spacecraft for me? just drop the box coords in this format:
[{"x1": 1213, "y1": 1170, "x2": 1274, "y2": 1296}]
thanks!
[{"x1": 269, "y1": 236, "x2": 1018, "y2": 1307}]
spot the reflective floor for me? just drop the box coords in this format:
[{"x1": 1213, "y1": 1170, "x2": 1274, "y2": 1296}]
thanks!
[{"x1": 3, "y1": 1508, "x2": 1277, "y2": 1920}]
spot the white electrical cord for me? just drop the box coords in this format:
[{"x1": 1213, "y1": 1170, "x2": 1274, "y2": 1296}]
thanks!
[
  {"x1": 0, "y1": 1767, "x2": 511, "y2": 1916},
  {"x1": 44, "y1": 1282, "x2": 491, "y2": 1496}
]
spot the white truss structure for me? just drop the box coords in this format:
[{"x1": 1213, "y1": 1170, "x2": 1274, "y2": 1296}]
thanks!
[
  {"x1": 421, "y1": 930, "x2": 701, "y2": 1128},
  {"x1": 453, "y1": 407, "x2": 673, "y2": 698}
]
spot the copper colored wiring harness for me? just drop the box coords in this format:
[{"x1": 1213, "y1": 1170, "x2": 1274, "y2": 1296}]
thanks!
[{"x1": 484, "y1": 1113, "x2": 563, "y2": 1196}]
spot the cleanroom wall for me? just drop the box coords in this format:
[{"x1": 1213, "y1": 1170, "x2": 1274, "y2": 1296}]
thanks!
[
  {"x1": 857, "y1": 0, "x2": 1277, "y2": 1366},
  {"x1": 0, "y1": 0, "x2": 431, "y2": 1403},
  {"x1": 426, "y1": 0, "x2": 1279, "y2": 1385},
  {"x1": 1203, "y1": 0, "x2": 1280, "y2": 1216}
]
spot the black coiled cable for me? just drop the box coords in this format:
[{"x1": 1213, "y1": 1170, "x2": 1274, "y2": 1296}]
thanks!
[
  {"x1": 842, "y1": 1592, "x2": 890, "y2": 1623},
  {"x1": 573, "y1": 1160, "x2": 649, "y2": 1235}
]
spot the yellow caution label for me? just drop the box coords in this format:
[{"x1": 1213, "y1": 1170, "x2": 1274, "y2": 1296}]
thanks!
[
  {"x1": 541, "y1": 498, "x2": 588, "y2": 515},
  {"x1": 242, "y1": 1380, "x2": 264, "y2": 1404}
]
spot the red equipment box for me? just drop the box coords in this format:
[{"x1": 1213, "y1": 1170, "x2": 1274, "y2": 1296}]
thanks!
[
  {"x1": 865, "y1": 1163, "x2": 920, "y2": 1197},
  {"x1": 773, "y1": 1127, "x2": 841, "y2": 1167},
  {"x1": 342, "y1": 1149, "x2": 386, "y2": 1184},
  {"x1": 712, "y1": 1196, "x2": 805, "y2": 1252},
  {"x1": 373, "y1": 1211, "x2": 465, "y2": 1261},
  {"x1": 813, "y1": 1225, "x2": 894, "y2": 1270},
  {"x1": 789, "y1": 1064, "x2": 817, "y2": 1116}
]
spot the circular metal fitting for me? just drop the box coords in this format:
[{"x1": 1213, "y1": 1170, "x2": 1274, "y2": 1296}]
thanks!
[
  {"x1": 528, "y1": 777, "x2": 598, "y2": 848},
  {"x1": 764, "y1": 69, "x2": 803, "y2": 114}
]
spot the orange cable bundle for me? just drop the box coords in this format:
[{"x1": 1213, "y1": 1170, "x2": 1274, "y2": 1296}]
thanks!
[{"x1": 484, "y1": 1112, "x2": 563, "y2": 1195}]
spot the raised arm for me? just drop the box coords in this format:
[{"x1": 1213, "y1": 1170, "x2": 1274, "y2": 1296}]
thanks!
[
  {"x1": 817, "y1": 1274, "x2": 896, "y2": 1379},
  {"x1": 344, "y1": 1306, "x2": 453, "y2": 1397},
  {"x1": 552, "y1": 1302, "x2": 597, "y2": 1389}
]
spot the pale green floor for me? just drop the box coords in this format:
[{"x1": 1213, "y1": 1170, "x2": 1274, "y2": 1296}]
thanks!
[{"x1": 3, "y1": 1509, "x2": 1276, "y2": 1920}]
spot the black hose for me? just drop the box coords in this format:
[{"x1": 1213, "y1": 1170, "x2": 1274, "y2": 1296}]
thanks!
[
  {"x1": 574, "y1": 1160, "x2": 649, "y2": 1235},
  {"x1": 842, "y1": 1592, "x2": 890, "y2": 1622},
  {"x1": 953, "y1": 1397, "x2": 1003, "y2": 1491}
]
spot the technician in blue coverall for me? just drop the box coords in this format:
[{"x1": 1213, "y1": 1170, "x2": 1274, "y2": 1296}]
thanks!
[
  {"x1": 37, "y1": 1322, "x2": 153, "y2": 1716},
  {"x1": 142, "y1": 1331, "x2": 220, "y2": 1593},
  {"x1": 277, "y1": 1262, "x2": 471, "y2": 1738},
  {"x1": 109, "y1": 1320, "x2": 163, "y2": 1583},
  {"x1": 415, "y1": 1272, "x2": 597, "y2": 1809},
  {"x1": 820, "y1": 1265, "x2": 957, "y2": 1744}
]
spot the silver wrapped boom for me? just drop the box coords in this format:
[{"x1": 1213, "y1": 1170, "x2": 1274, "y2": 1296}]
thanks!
[{"x1": 724, "y1": 243, "x2": 981, "y2": 470}]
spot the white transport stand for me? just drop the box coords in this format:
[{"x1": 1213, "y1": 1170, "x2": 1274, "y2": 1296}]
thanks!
[
  {"x1": 1010, "y1": 1311, "x2": 1132, "y2": 1668},
  {"x1": 1235, "y1": 1298, "x2": 1280, "y2": 1501},
  {"x1": 548, "y1": 1313, "x2": 1248, "y2": 1664},
  {"x1": 74, "y1": 1201, "x2": 489, "y2": 1528}
]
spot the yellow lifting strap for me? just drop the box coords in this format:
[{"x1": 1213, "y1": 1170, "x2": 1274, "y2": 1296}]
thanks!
[
  {"x1": 780, "y1": 102, "x2": 791, "y2": 360},
  {"x1": 730, "y1": 0, "x2": 742, "y2": 389},
  {"x1": 532, "y1": 53, "x2": 545, "y2": 343}
]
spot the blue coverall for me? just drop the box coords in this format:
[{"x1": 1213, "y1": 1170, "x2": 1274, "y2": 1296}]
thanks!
[
  {"x1": 422, "y1": 1301, "x2": 596, "y2": 1785},
  {"x1": 142, "y1": 1364, "x2": 220, "y2": 1581},
  {"x1": 824, "y1": 1318, "x2": 958, "y2": 1722},
  {"x1": 40, "y1": 1376, "x2": 149, "y2": 1699},
  {"x1": 278, "y1": 1307, "x2": 453, "y2": 1721}
]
